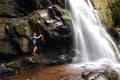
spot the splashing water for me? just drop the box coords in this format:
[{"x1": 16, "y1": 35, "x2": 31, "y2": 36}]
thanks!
[{"x1": 67, "y1": 0, "x2": 120, "y2": 63}]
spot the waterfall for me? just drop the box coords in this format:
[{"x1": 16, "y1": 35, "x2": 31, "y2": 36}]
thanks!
[
  {"x1": 67, "y1": 0, "x2": 120, "y2": 63},
  {"x1": 65, "y1": 0, "x2": 67, "y2": 9}
]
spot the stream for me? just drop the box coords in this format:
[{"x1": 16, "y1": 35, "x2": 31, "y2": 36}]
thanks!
[
  {"x1": 0, "y1": 64, "x2": 119, "y2": 80},
  {"x1": 0, "y1": 65, "x2": 83, "y2": 80}
]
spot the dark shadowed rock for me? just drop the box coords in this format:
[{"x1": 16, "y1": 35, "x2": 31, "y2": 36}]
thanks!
[
  {"x1": 0, "y1": 0, "x2": 66, "y2": 18},
  {"x1": 60, "y1": 67, "x2": 118, "y2": 80},
  {"x1": 0, "y1": 0, "x2": 73, "y2": 76},
  {"x1": 107, "y1": 28, "x2": 119, "y2": 42},
  {"x1": 0, "y1": 52, "x2": 73, "y2": 76},
  {"x1": 82, "y1": 68, "x2": 118, "y2": 80},
  {"x1": 27, "y1": 6, "x2": 72, "y2": 54},
  {"x1": 60, "y1": 73, "x2": 83, "y2": 80}
]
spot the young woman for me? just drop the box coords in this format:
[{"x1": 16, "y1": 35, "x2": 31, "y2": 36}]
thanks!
[{"x1": 32, "y1": 32, "x2": 42, "y2": 55}]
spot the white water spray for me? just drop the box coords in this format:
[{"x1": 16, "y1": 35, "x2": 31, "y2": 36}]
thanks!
[{"x1": 67, "y1": 0, "x2": 120, "y2": 63}]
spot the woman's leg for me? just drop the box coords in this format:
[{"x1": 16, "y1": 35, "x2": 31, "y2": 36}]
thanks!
[{"x1": 33, "y1": 46, "x2": 37, "y2": 55}]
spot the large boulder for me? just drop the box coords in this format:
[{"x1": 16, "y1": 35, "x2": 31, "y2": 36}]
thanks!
[
  {"x1": 0, "y1": 41, "x2": 11, "y2": 54},
  {"x1": 91, "y1": 0, "x2": 120, "y2": 43},
  {"x1": 60, "y1": 68, "x2": 118, "y2": 80},
  {"x1": 0, "y1": 52, "x2": 73, "y2": 76},
  {"x1": 0, "y1": 0, "x2": 73, "y2": 75},
  {"x1": 91, "y1": 0, "x2": 113, "y2": 28},
  {"x1": 109, "y1": 0, "x2": 120, "y2": 27},
  {"x1": 0, "y1": 0, "x2": 40, "y2": 17},
  {"x1": 0, "y1": 0, "x2": 66, "y2": 18},
  {"x1": 0, "y1": 5, "x2": 73, "y2": 55},
  {"x1": 27, "y1": 5, "x2": 73, "y2": 54},
  {"x1": 0, "y1": 18, "x2": 31, "y2": 54}
]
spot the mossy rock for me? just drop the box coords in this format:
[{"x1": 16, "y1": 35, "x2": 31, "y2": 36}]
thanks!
[
  {"x1": 92, "y1": 0, "x2": 114, "y2": 28},
  {"x1": 0, "y1": 21, "x2": 6, "y2": 40},
  {"x1": 0, "y1": 41, "x2": 12, "y2": 54},
  {"x1": 61, "y1": 9, "x2": 71, "y2": 20},
  {"x1": 0, "y1": 0, "x2": 16, "y2": 17},
  {"x1": 104, "y1": 69, "x2": 118, "y2": 80},
  {"x1": 7, "y1": 60, "x2": 22, "y2": 70},
  {"x1": 16, "y1": 21, "x2": 30, "y2": 36},
  {"x1": 0, "y1": 18, "x2": 30, "y2": 36},
  {"x1": 110, "y1": 0, "x2": 120, "y2": 26},
  {"x1": 33, "y1": 55, "x2": 42, "y2": 63},
  {"x1": 26, "y1": 11, "x2": 39, "y2": 22},
  {"x1": 0, "y1": 18, "x2": 23, "y2": 27},
  {"x1": 0, "y1": 18, "x2": 31, "y2": 53}
]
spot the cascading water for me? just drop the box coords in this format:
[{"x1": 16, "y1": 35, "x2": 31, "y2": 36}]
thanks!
[
  {"x1": 65, "y1": 0, "x2": 67, "y2": 9},
  {"x1": 67, "y1": 0, "x2": 120, "y2": 63}
]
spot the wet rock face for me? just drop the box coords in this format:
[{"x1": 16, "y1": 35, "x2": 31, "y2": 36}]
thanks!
[
  {"x1": 0, "y1": 19, "x2": 31, "y2": 54},
  {"x1": 15, "y1": 0, "x2": 40, "y2": 16},
  {"x1": 0, "y1": 41, "x2": 12, "y2": 54},
  {"x1": 91, "y1": 0, "x2": 120, "y2": 43},
  {"x1": 0, "y1": 0, "x2": 73, "y2": 76},
  {"x1": 60, "y1": 73, "x2": 83, "y2": 80},
  {"x1": 0, "y1": 0, "x2": 17, "y2": 18},
  {"x1": 82, "y1": 68, "x2": 118, "y2": 80},
  {"x1": 109, "y1": 0, "x2": 120, "y2": 27},
  {"x1": 0, "y1": 0, "x2": 39, "y2": 17},
  {"x1": 0, "y1": 0, "x2": 65, "y2": 18},
  {"x1": 0, "y1": 52, "x2": 73, "y2": 76},
  {"x1": 27, "y1": 5, "x2": 73, "y2": 50},
  {"x1": 87, "y1": 73, "x2": 108, "y2": 80},
  {"x1": 91, "y1": 0, "x2": 113, "y2": 27},
  {"x1": 0, "y1": 0, "x2": 72, "y2": 55},
  {"x1": 60, "y1": 68, "x2": 118, "y2": 80},
  {"x1": 0, "y1": 0, "x2": 42, "y2": 17},
  {"x1": 107, "y1": 28, "x2": 119, "y2": 42}
]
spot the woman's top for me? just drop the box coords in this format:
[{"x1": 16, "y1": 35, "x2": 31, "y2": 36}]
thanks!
[{"x1": 32, "y1": 37, "x2": 37, "y2": 46}]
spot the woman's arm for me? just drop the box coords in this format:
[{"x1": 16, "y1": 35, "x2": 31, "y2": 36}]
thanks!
[{"x1": 34, "y1": 34, "x2": 42, "y2": 39}]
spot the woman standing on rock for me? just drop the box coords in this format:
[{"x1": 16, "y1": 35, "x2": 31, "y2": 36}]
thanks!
[{"x1": 32, "y1": 32, "x2": 42, "y2": 55}]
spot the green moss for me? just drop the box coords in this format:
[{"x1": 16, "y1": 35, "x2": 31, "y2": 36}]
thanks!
[
  {"x1": 10, "y1": 18, "x2": 21, "y2": 25},
  {"x1": 61, "y1": 9, "x2": 71, "y2": 20},
  {"x1": 61, "y1": 9, "x2": 69, "y2": 16},
  {"x1": 0, "y1": 18, "x2": 30, "y2": 35},
  {"x1": 25, "y1": 10, "x2": 39, "y2": 23},
  {"x1": 0, "y1": 1, "x2": 14, "y2": 14},
  {"x1": 0, "y1": 41, "x2": 11, "y2": 54},
  {"x1": 105, "y1": 23, "x2": 112, "y2": 28},
  {"x1": 99, "y1": 7, "x2": 102, "y2": 10},
  {"x1": 8, "y1": 60, "x2": 22, "y2": 69},
  {"x1": 33, "y1": 55, "x2": 42, "y2": 62},
  {"x1": 26, "y1": 11, "x2": 35, "y2": 18},
  {"x1": 110, "y1": 1, "x2": 120, "y2": 26},
  {"x1": 0, "y1": 18, "x2": 22, "y2": 27},
  {"x1": 16, "y1": 21, "x2": 29, "y2": 35}
]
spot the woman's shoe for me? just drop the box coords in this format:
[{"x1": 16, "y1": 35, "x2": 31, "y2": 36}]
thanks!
[{"x1": 34, "y1": 53, "x2": 37, "y2": 55}]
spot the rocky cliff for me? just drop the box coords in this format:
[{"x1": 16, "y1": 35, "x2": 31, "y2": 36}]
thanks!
[
  {"x1": 92, "y1": 0, "x2": 120, "y2": 43},
  {"x1": 0, "y1": 0, "x2": 120, "y2": 76},
  {"x1": 0, "y1": 0, "x2": 73, "y2": 76},
  {"x1": 0, "y1": 0, "x2": 73, "y2": 54}
]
